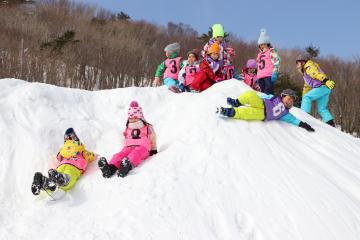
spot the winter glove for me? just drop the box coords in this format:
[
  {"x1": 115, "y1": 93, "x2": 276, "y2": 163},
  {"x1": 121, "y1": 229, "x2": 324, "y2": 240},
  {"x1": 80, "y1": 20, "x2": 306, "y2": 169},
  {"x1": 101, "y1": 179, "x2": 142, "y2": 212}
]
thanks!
[
  {"x1": 227, "y1": 97, "x2": 241, "y2": 107},
  {"x1": 271, "y1": 72, "x2": 278, "y2": 83},
  {"x1": 153, "y1": 77, "x2": 161, "y2": 87},
  {"x1": 323, "y1": 78, "x2": 335, "y2": 90},
  {"x1": 150, "y1": 149, "x2": 158, "y2": 156},
  {"x1": 299, "y1": 121, "x2": 315, "y2": 132}
]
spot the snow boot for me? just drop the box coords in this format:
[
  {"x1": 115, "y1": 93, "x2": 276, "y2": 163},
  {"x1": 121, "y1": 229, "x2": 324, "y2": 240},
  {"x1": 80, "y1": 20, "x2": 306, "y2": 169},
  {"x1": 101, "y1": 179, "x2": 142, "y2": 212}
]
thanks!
[
  {"x1": 169, "y1": 85, "x2": 181, "y2": 93},
  {"x1": 98, "y1": 157, "x2": 117, "y2": 178},
  {"x1": 326, "y1": 119, "x2": 335, "y2": 127},
  {"x1": 216, "y1": 107, "x2": 235, "y2": 117},
  {"x1": 227, "y1": 97, "x2": 241, "y2": 107},
  {"x1": 117, "y1": 158, "x2": 133, "y2": 178},
  {"x1": 48, "y1": 169, "x2": 70, "y2": 187},
  {"x1": 31, "y1": 172, "x2": 56, "y2": 195}
]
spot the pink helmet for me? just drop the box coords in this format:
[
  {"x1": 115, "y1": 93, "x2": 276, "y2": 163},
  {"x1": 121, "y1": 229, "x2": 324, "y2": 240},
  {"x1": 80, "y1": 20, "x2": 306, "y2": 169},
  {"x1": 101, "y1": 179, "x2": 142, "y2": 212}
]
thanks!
[
  {"x1": 226, "y1": 47, "x2": 235, "y2": 56},
  {"x1": 246, "y1": 59, "x2": 257, "y2": 69}
]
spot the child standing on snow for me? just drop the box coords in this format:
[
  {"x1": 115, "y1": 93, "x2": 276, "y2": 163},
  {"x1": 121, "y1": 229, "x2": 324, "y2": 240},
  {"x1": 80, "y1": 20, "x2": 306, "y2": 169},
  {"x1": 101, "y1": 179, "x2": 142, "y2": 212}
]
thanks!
[
  {"x1": 295, "y1": 53, "x2": 335, "y2": 127},
  {"x1": 153, "y1": 42, "x2": 184, "y2": 93},
  {"x1": 202, "y1": 24, "x2": 227, "y2": 65},
  {"x1": 178, "y1": 49, "x2": 201, "y2": 92},
  {"x1": 192, "y1": 43, "x2": 224, "y2": 92},
  {"x1": 216, "y1": 89, "x2": 315, "y2": 132},
  {"x1": 98, "y1": 101, "x2": 157, "y2": 178},
  {"x1": 222, "y1": 46, "x2": 240, "y2": 80},
  {"x1": 256, "y1": 29, "x2": 281, "y2": 94},
  {"x1": 240, "y1": 59, "x2": 261, "y2": 91},
  {"x1": 31, "y1": 128, "x2": 96, "y2": 198}
]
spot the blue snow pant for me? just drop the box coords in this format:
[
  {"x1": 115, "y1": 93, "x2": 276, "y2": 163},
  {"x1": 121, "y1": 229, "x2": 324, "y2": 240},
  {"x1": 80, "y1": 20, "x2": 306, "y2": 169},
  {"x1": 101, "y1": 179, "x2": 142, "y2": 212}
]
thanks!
[
  {"x1": 163, "y1": 77, "x2": 180, "y2": 89},
  {"x1": 258, "y1": 77, "x2": 274, "y2": 95},
  {"x1": 301, "y1": 85, "x2": 334, "y2": 123}
]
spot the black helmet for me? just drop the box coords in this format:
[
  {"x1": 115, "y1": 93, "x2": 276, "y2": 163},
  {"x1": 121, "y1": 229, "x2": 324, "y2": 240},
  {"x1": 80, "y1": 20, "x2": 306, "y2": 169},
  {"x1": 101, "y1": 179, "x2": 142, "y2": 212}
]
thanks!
[
  {"x1": 64, "y1": 128, "x2": 79, "y2": 142},
  {"x1": 281, "y1": 89, "x2": 298, "y2": 100}
]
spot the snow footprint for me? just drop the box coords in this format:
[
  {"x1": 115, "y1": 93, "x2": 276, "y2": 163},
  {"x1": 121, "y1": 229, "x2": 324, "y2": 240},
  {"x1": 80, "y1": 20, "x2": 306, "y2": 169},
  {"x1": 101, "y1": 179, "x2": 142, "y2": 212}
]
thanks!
[{"x1": 235, "y1": 212, "x2": 264, "y2": 240}]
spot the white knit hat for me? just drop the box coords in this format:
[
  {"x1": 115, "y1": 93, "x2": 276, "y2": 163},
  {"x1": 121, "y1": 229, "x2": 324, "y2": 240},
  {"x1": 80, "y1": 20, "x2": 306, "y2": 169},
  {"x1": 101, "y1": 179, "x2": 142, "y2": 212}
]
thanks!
[{"x1": 257, "y1": 28, "x2": 271, "y2": 45}]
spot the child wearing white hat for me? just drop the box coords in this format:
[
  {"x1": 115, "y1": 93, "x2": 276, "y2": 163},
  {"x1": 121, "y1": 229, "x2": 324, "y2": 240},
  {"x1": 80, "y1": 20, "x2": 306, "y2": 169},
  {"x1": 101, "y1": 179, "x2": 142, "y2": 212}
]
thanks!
[{"x1": 256, "y1": 28, "x2": 281, "y2": 95}]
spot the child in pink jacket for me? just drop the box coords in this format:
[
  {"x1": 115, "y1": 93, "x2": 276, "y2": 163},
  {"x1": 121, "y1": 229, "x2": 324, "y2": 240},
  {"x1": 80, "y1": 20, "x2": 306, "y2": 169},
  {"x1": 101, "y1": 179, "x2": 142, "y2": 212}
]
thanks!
[
  {"x1": 240, "y1": 59, "x2": 261, "y2": 91},
  {"x1": 98, "y1": 101, "x2": 157, "y2": 178}
]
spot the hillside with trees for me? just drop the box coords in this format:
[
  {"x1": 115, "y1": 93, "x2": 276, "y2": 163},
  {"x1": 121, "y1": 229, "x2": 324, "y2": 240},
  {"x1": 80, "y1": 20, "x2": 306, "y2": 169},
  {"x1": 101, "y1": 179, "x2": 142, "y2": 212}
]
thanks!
[{"x1": 0, "y1": 0, "x2": 359, "y2": 136}]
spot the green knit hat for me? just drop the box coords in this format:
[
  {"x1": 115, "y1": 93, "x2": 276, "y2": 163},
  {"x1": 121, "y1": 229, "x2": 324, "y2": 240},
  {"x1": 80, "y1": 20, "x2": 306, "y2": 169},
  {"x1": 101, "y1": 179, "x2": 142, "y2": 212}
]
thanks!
[{"x1": 212, "y1": 24, "x2": 224, "y2": 38}]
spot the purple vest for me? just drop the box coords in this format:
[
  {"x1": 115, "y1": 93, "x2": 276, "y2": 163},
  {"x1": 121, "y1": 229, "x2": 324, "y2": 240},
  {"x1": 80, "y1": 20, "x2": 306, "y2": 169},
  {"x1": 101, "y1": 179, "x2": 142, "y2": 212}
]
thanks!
[
  {"x1": 263, "y1": 96, "x2": 289, "y2": 121},
  {"x1": 206, "y1": 56, "x2": 222, "y2": 73},
  {"x1": 303, "y1": 70, "x2": 324, "y2": 88}
]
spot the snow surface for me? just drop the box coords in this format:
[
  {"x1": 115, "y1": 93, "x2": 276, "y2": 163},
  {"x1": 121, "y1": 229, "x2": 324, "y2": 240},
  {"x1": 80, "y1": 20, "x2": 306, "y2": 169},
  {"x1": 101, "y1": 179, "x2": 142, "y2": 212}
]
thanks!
[{"x1": 1, "y1": 78, "x2": 360, "y2": 240}]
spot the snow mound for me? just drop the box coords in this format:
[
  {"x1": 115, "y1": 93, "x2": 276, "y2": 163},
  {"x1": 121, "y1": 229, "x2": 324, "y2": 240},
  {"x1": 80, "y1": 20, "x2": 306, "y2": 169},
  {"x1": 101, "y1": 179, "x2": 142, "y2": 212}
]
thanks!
[{"x1": 1, "y1": 78, "x2": 360, "y2": 240}]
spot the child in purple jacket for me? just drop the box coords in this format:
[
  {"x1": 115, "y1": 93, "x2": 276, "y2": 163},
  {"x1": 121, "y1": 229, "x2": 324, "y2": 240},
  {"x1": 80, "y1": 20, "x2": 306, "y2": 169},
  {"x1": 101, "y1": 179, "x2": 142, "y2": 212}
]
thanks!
[{"x1": 216, "y1": 89, "x2": 315, "y2": 132}]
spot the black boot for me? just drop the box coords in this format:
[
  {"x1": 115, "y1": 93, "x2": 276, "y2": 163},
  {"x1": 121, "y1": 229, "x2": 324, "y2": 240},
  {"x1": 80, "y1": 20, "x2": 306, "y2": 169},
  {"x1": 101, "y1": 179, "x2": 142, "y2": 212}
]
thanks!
[
  {"x1": 31, "y1": 172, "x2": 56, "y2": 195},
  {"x1": 48, "y1": 169, "x2": 69, "y2": 187},
  {"x1": 98, "y1": 157, "x2": 117, "y2": 178},
  {"x1": 227, "y1": 97, "x2": 241, "y2": 107},
  {"x1": 117, "y1": 158, "x2": 133, "y2": 178},
  {"x1": 216, "y1": 107, "x2": 235, "y2": 117},
  {"x1": 326, "y1": 119, "x2": 335, "y2": 127}
]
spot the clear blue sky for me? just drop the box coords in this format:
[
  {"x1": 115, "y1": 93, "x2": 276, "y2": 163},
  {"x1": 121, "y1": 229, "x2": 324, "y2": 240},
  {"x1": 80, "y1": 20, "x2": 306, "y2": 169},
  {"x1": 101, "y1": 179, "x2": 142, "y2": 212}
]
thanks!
[{"x1": 75, "y1": 0, "x2": 359, "y2": 60}]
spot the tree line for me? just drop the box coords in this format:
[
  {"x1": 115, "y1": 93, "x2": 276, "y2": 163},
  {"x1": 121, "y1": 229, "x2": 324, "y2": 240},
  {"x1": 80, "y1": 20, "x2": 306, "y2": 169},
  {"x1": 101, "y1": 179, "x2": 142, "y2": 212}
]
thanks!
[{"x1": 0, "y1": 0, "x2": 359, "y2": 136}]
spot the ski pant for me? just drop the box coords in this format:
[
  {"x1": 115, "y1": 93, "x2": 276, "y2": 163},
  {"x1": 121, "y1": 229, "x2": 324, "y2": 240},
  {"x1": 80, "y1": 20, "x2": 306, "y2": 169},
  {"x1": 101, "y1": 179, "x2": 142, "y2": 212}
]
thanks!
[
  {"x1": 109, "y1": 145, "x2": 150, "y2": 169},
  {"x1": 56, "y1": 164, "x2": 82, "y2": 191},
  {"x1": 233, "y1": 91, "x2": 265, "y2": 120},
  {"x1": 163, "y1": 77, "x2": 180, "y2": 89},
  {"x1": 301, "y1": 85, "x2": 334, "y2": 123},
  {"x1": 258, "y1": 76, "x2": 274, "y2": 95}
]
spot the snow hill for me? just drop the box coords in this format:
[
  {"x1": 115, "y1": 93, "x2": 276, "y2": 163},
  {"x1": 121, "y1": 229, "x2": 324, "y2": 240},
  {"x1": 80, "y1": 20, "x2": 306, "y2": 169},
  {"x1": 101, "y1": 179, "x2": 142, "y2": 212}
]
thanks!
[{"x1": 1, "y1": 78, "x2": 360, "y2": 240}]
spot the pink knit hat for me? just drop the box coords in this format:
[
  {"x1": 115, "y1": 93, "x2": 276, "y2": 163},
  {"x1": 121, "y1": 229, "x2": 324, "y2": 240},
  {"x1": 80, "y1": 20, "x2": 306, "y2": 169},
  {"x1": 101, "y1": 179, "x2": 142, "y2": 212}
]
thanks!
[{"x1": 127, "y1": 101, "x2": 145, "y2": 120}]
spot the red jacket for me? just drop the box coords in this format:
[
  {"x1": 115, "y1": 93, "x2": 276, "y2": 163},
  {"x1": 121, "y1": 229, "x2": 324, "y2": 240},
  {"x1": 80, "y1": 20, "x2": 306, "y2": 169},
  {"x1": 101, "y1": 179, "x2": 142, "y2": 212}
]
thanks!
[{"x1": 192, "y1": 59, "x2": 217, "y2": 92}]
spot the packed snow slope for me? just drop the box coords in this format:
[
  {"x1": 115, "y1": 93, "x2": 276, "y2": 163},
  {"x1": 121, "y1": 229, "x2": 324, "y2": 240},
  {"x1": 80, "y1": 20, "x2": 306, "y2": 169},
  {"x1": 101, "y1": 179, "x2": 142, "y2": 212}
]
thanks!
[{"x1": 1, "y1": 78, "x2": 360, "y2": 240}]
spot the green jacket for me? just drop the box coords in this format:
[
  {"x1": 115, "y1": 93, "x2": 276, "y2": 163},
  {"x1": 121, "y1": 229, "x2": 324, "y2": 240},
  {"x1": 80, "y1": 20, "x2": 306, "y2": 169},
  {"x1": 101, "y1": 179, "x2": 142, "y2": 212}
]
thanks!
[{"x1": 155, "y1": 52, "x2": 184, "y2": 77}]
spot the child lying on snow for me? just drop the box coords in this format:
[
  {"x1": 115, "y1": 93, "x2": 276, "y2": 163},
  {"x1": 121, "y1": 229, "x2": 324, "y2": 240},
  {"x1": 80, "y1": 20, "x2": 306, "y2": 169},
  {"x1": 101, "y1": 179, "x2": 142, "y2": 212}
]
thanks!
[
  {"x1": 216, "y1": 89, "x2": 315, "y2": 132},
  {"x1": 31, "y1": 128, "x2": 96, "y2": 197},
  {"x1": 98, "y1": 101, "x2": 158, "y2": 178}
]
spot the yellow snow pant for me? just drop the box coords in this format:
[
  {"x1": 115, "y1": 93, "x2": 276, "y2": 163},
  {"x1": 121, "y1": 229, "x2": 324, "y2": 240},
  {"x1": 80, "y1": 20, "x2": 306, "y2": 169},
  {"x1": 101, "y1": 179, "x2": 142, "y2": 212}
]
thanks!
[
  {"x1": 233, "y1": 91, "x2": 265, "y2": 121},
  {"x1": 56, "y1": 164, "x2": 82, "y2": 191}
]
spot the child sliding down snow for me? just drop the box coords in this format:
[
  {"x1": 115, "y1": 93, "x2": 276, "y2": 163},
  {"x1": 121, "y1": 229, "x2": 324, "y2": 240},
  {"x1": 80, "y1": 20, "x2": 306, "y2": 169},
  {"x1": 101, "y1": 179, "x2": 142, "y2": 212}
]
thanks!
[
  {"x1": 98, "y1": 101, "x2": 157, "y2": 178},
  {"x1": 217, "y1": 89, "x2": 315, "y2": 132},
  {"x1": 31, "y1": 128, "x2": 96, "y2": 198}
]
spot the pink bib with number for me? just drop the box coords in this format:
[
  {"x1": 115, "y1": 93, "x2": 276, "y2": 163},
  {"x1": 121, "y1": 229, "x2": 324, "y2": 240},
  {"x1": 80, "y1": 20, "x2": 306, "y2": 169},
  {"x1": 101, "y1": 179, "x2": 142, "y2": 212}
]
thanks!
[
  {"x1": 223, "y1": 65, "x2": 235, "y2": 80},
  {"x1": 164, "y1": 57, "x2": 181, "y2": 79},
  {"x1": 184, "y1": 65, "x2": 199, "y2": 86},
  {"x1": 256, "y1": 49, "x2": 273, "y2": 79}
]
